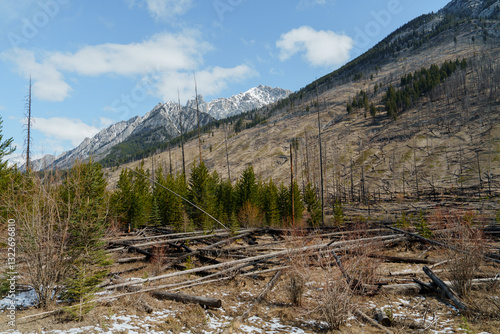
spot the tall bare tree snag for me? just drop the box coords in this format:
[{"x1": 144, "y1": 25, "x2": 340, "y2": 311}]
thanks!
[
  {"x1": 413, "y1": 137, "x2": 419, "y2": 200},
  {"x1": 224, "y1": 122, "x2": 231, "y2": 181},
  {"x1": 25, "y1": 76, "x2": 33, "y2": 171},
  {"x1": 304, "y1": 129, "x2": 310, "y2": 184},
  {"x1": 178, "y1": 89, "x2": 186, "y2": 179},
  {"x1": 290, "y1": 142, "x2": 295, "y2": 226},
  {"x1": 476, "y1": 151, "x2": 482, "y2": 197},
  {"x1": 316, "y1": 85, "x2": 324, "y2": 226},
  {"x1": 350, "y1": 159, "x2": 354, "y2": 202},
  {"x1": 168, "y1": 143, "x2": 173, "y2": 176},
  {"x1": 194, "y1": 73, "x2": 202, "y2": 163}
]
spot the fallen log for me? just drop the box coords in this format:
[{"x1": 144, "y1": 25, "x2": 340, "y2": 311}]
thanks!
[
  {"x1": 127, "y1": 245, "x2": 153, "y2": 260},
  {"x1": 386, "y1": 226, "x2": 500, "y2": 264},
  {"x1": 354, "y1": 309, "x2": 394, "y2": 334},
  {"x1": 382, "y1": 277, "x2": 500, "y2": 295},
  {"x1": 370, "y1": 254, "x2": 436, "y2": 264},
  {"x1": 107, "y1": 265, "x2": 147, "y2": 277},
  {"x1": 105, "y1": 234, "x2": 404, "y2": 291},
  {"x1": 381, "y1": 282, "x2": 422, "y2": 295},
  {"x1": 239, "y1": 271, "x2": 282, "y2": 321},
  {"x1": 422, "y1": 266, "x2": 469, "y2": 312},
  {"x1": 374, "y1": 308, "x2": 392, "y2": 327},
  {"x1": 389, "y1": 269, "x2": 443, "y2": 277},
  {"x1": 117, "y1": 257, "x2": 145, "y2": 264},
  {"x1": 150, "y1": 291, "x2": 221, "y2": 308}
]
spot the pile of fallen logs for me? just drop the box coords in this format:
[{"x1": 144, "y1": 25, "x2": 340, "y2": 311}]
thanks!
[{"x1": 20, "y1": 222, "x2": 500, "y2": 332}]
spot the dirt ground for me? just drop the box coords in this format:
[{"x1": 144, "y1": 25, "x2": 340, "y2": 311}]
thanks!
[{"x1": 2, "y1": 225, "x2": 499, "y2": 334}]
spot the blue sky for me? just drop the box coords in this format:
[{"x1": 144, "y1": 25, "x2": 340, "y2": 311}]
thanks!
[{"x1": 0, "y1": 0, "x2": 450, "y2": 165}]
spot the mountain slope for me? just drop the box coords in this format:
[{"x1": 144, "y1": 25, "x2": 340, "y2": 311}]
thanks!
[
  {"x1": 106, "y1": 0, "x2": 500, "y2": 208},
  {"x1": 442, "y1": 0, "x2": 500, "y2": 17},
  {"x1": 27, "y1": 85, "x2": 290, "y2": 171}
]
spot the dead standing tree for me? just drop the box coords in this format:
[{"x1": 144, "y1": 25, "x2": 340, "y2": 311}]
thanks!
[
  {"x1": 24, "y1": 76, "x2": 33, "y2": 171},
  {"x1": 194, "y1": 74, "x2": 202, "y2": 163},
  {"x1": 178, "y1": 89, "x2": 186, "y2": 179}
]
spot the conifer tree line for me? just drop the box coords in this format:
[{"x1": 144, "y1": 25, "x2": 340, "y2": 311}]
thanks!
[
  {"x1": 110, "y1": 161, "x2": 324, "y2": 231},
  {"x1": 346, "y1": 59, "x2": 468, "y2": 120}
]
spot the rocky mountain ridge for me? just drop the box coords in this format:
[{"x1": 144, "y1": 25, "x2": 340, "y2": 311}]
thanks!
[
  {"x1": 441, "y1": 0, "x2": 500, "y2": 17},
  {"x1": 26, "y1": 85, "x2": 290, "y2": 171}
]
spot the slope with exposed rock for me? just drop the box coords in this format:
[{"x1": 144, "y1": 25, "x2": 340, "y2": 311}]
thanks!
[{"x1": 107, "y1": 0, "x2": 500, "y2": 210}]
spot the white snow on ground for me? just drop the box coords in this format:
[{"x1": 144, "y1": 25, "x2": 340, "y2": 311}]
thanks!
[
  {"x1": 0, "y1": 307, "x2": 314, "y2": 334},
  {"x1": 0, "y1": 293, "x2": 494, "y2": 333},
  {"x1": 0, "y1": 288, "x2": 38, "y2": 310}
]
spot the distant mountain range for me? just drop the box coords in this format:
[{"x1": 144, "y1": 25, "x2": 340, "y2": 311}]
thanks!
[{"x1": 25, "y1": 85, "x2": 291, "y2": 171}]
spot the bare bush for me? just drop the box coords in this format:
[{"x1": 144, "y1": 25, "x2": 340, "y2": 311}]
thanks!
[
  {"x1": 319, "y1": 274, "x2": 355, "y2": 330},
  {"x1": 2, "y1": 173, "x2": 72, "y2": 308},
  {"x1": 288, "y1": 272, "x2": 305, "y2": 306},
  {"x1": 432, "y1": 208, "x2": 486, "y2": 297}
]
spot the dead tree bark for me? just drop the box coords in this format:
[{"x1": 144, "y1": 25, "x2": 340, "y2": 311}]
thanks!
[
  {"x1": 374, "y1": 308, "x2": 392, "y2": 327},
  {"x1": 106, "y1": 234, "x2": 404, "y2": 291},
  {"x1": 317, "y1": 87, "x2": 325, "y2": 225},
  {"x1": 25, "y1": 76, "x2": 33, "y2": 171},
  {"x1": 194, "y1": 74, "x2": 202, "y2": 163},
  {"x1": 151, "y1": 291, "x2": 222, "y2": 308},
  {"x1": 224, "y1": 122, "x2": 231, "y2": 181},
  {"x1": 354, "y1": 309, "x2": 394, "y2": 334},
  {"x1": 422, "y1": 266, "x2": 469, "y2": 312},
  {"x1": 386, "y1": 226, "x2": 500, "y2": 264},
  {"x1": 290, "y1": 142, "x2": 295, "y2": 225},
  {"x1": 178, "y1": 90, "x2": 186, "y2": 179},
  {"x1": 236, "y1": 271, "x2": 282, "y2": 322}
]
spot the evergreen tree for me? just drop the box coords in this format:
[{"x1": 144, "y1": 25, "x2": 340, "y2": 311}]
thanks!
[
  {"x1": 369, "y1": 103, "x2": 377, "y2": 118},
  {"x1": 59, "y1": 161, "x2": 111, "y2": 315},
  {"x1": 111, "y1": 161, "x2": 152, "y2": 229},
  {"x1": 188, "y1": 162, "x2": 218, "y2": 229},
  {"x1": 154, "y1": 170, "x2": 187, "y2": 230},
  {"x1": 260, "y1": 179, "x2": 280, "y2": 226},
  {"x1": 0, "y1": 116, "x2": 14, "y2": 177},
  {"x1": 60, "y1": 160, "x2": 109, "y2": 257},
  {"x1": 346, "y1": 102, "x2": 353, "y2": 113},
  {"x1": 0, "y1": 115, "x2": 16, "y2": 200},
  {"x1": 277, "y1": 181, "x2": 303, "y2": 225},
  {"x1": 111, "y1": 168, "x2": 134, "y2": 228},
  {"x1": 149, "y1": 196, "x2": 162, "y2": 226},
  {"x1": 130, "y1": 161, "x2": 152, "y2": 228},
  {"x1": 303, "y1": 183, "x2": 322, "y2": 227},
  {"x1": 215, "y1": 179, "x2": 235, "y2": 223},
  {"x1": 236, "y1": 165, "x2": 259, "y2": 215}
]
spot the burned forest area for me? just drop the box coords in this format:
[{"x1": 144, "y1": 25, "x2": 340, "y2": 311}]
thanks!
[{"x1": 2, "y1": 3, "x2": 500, "y2": 334}]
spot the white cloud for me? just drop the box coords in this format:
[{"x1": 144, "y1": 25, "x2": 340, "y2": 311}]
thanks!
[
  {"x1": 1, "y1": 31, "x2": 212, "y2": 102},
  {"x1": 32, "y1": 117, "x2": 101, "y2": 146},
  {"x1": 276, "y1": 26, "x2": 353, "y2": 68},
  {"x1": 3, "y1": 30, "x2": 258, "y2": 104},
  {"x1": 49, "y1": 31, "x2": 209, "y2": 76},
  {"x1": 1, "y1": 48, "x2": 72, "y2": 101}
]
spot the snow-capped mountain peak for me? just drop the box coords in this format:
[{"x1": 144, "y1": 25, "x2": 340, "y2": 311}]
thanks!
[{"x1": 24, "y1": 85, "x2": 291, "y2": 171}]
